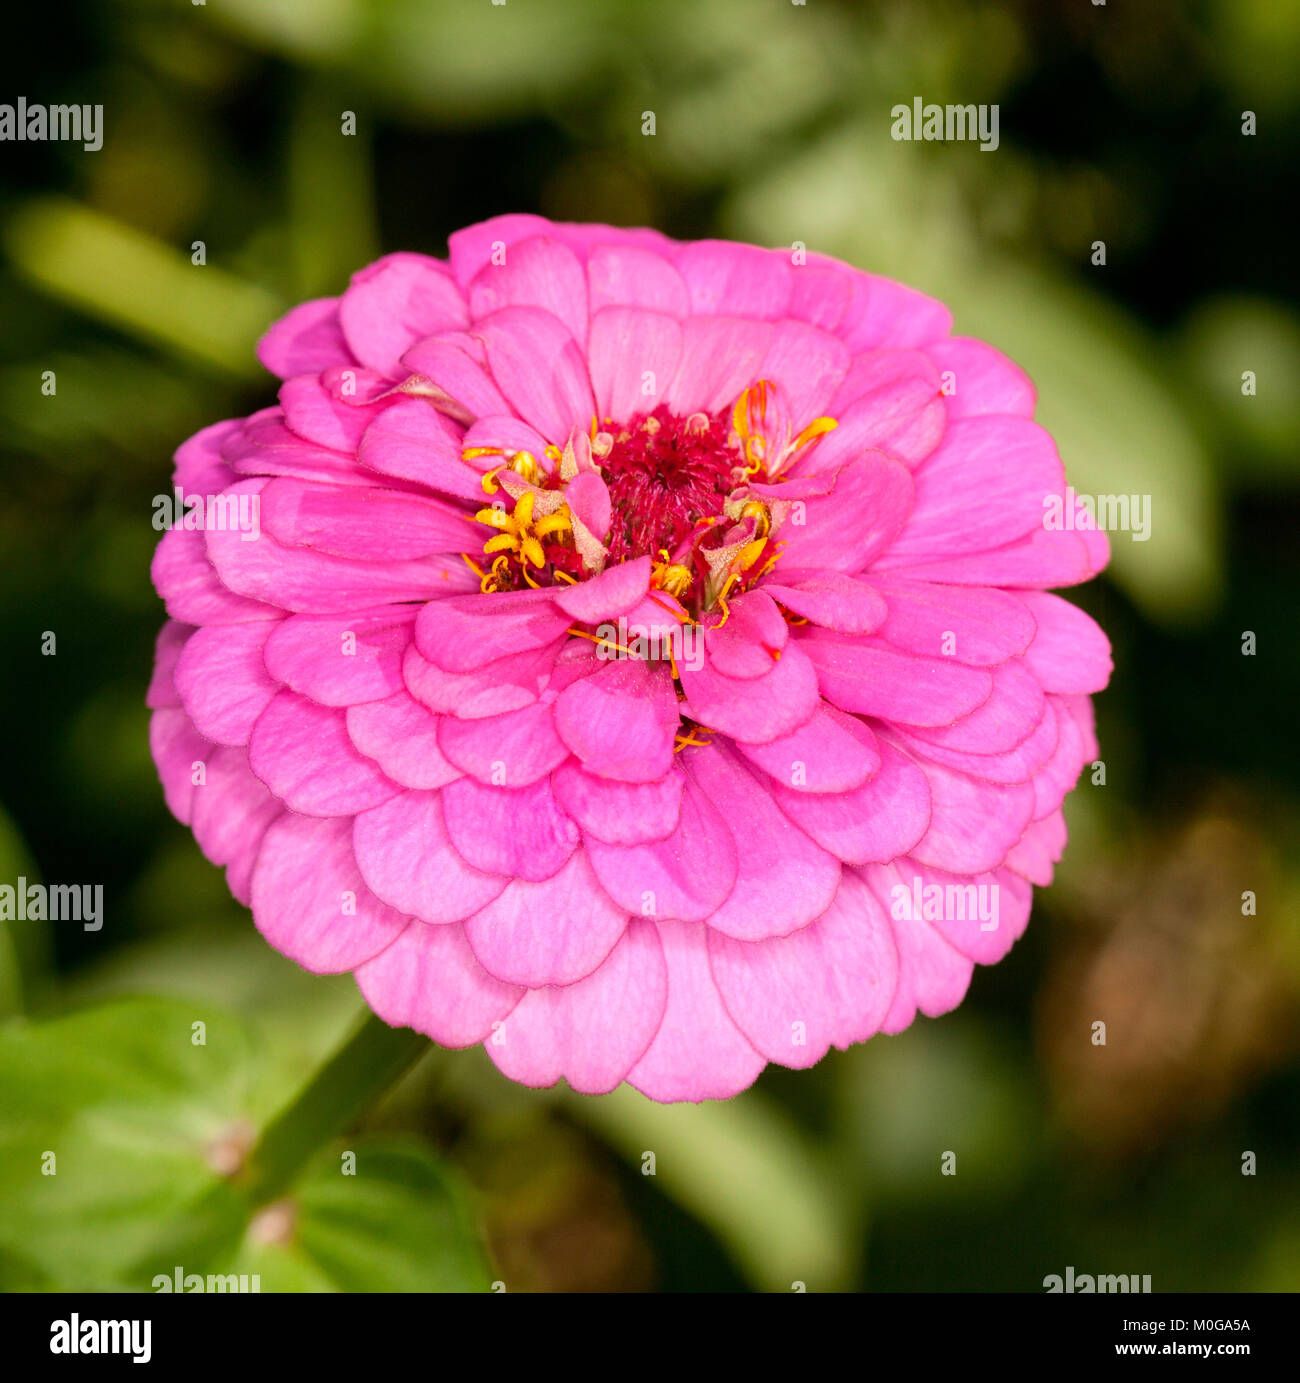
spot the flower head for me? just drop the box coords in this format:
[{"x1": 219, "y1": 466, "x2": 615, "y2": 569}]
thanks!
[{"x1": 149, "y1": 215, "x2": 1111, "y2": 1102}]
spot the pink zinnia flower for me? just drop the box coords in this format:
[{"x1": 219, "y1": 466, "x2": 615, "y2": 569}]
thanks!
[{"x1": 149, "y1": 214, "x2": 1111, "y2": 1102}]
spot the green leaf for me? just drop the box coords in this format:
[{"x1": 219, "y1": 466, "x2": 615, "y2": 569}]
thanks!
[
  {"x1": 0, "y1": 997, "x2": 254, "y2": 1289},
  {"x1": 230, "y1": 1139, "x2": 492, "y2": 1292},
  {"x1": 0, "y1": 998, "x2": 490, "y2": 1292}
]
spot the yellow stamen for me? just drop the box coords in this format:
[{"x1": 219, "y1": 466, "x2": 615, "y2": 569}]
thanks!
[
  {"x1": 567, "y1": 626, "x2": 633, "y2": 657},
  {"x1": 739, "y1": 500, "x2": 771, "y2": 538},
  {"x1": 792, "y1": 415, "x2": 838, "y2": 452},
  {"x1": 651, "y1": 558, "x2": 693, "y2": 601}
]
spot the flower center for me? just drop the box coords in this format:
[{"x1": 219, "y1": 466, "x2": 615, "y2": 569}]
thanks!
[
  {"x1": 462, "y1": 380, "x2": 838, "y2": 604},
  {"x1": 598, "y1": 405, "x2": 752, "y2": 565}
]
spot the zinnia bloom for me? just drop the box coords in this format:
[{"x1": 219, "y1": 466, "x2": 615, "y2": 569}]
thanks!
[{"x1": 149, "y1": 214, "x2": 1111, "y2": 1102}]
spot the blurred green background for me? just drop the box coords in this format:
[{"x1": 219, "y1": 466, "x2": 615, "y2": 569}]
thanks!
[{"x1": 1, "y1": 0, "x2": 1297, "y2": 1292}]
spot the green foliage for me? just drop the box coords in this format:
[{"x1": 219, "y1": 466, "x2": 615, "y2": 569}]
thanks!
[{"x1": 0, "y1": 999, "x2": 491, "y2": 1292}]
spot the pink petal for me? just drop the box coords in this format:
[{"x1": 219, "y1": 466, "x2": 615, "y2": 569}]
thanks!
[
  {"x1": 416, "y1": 588, "x2": 573, "y2": 673},
  {"x1": 703, "y1": 591, "x2": 788, "y2": 680},
  {"x1": 674, "y1": 241, "x2": 791, "y2": 319},
  {"x1": 173, "y1": 418, "x2": 241, "y2": 493},
  {"x1": 628, "y1": 920, "x2": 765, "y2": 1103},
  {"x1": 467, "y1": 235, "x2": 589, "y2": 343},
  {"x1": 207, "y1": 481, "x2": 476, "y2": 612},
  {"x1": 586, "y1": 773, "x2": 737, "y2": 922},
  {"x1": 250, "y1": 814, "x2": 407, "y2": 973},
  {"x1": 760, "y1": 570, "x2": 887, "y2": 635},
  {"x1": 353, "y1": 789, "x2": 507, "y2": 922},
  {"x1": 770, "y1": 453, "x2": 914, "y2": 572},
  {"x1": 709, "y1": 871, "x2": 899, "y2": 1067},
  {"x1": 152, "y1": 525, "x2": 278, "y2": 626},
  {"x1": 879, "y1": 416, "x2": 1065, "y2": 564},
  {"x1": 894, "y1": 697, "x2": 1060, "y2": 787},
  {"x1": 838, "y1": 270, "x2": 952, "y2": 351},
  {"x1": 259, "y1": 476, "x2": 481, "y2": 560},
  {"x1": 448, "y1": 213, "x2": 557, "y2": 289},
  {"x1": 355, "y1": 920, "x2": 522, "y2": 1047},
  {"x1": 403, "y1": 640, "x2": 564, "y2": 720},
  {"x1": 869, "y1": 577, "x2": 1037, "y2": 665},
  {"x1": 440, "y1": 776, "x2": 580, "y2": 882},
  {"x1": 904, "y1": 747, "x2": 1036, "y2": 874},
  {"x1": 552, "y1": 555, "x2": 650, "y2": 622},
  {"x1": 345, "y1": 691, "x2": 463, "y2": 790},
  {"x1": 465, "y1": 850, "x2": 629, "y2": 987},
  {"x1": 174, "y1": 619, "x2": 281, "y2": 746},
  {"x1": 907, "y1": 657, "x2": 1046, "y2": 755},
  {"x1": 587, "y1": 245, "x2": 690, "y2": 316},
  {"x1": 678, "y1": 638, "x2": 820, "y2": 744},
  {"x1": 257, "y1": 298, "x2": 352, "y2": 380},
  {"x1": 488, "y1": 919, "x2": 667, "y2": 1094},
  {"x1": 437, "y1": 700, "x2": 569, "y2": 786},
  {"x1": 684, "y1": 745, "x2": 840, "y2": 941},
  {"x1": 189, "y1": 746, "x2": 282, "y2": 905},
  {"x1": 398, "y1": 334, "x2": 511, "y2": 422},
  {"x1": 146, "y1": 620, "x2": 192, "y2": 709},
  {"x1": 931, "y1": 864, "x2": 1034, "y2": 962},
  {"x1": 771, "y1": 736, "x2": 931, "y2": 865},
  {"x1": 474, "y1": 306, "x2": 595, "y2": 442},
  {"x1": 864, "y1": 863, "x2": 974, "y2": 1031},
  {"x1": 1004, "y1": 809, "x2": 1067, "y2": 886},
  {"x1": 734, "y1": 705, "x2": 880, "y2": 794},
  {"x1": 1017, "y1": 592, "x2": 1112, "y2": 693},
  {"x1": 799, "y1": 628, "x2": 993, "y2": 726},
  {"x1": 149, "y1": 708, "x2": 212, "y2": 825},
  {"x1": 550, "y1": 760, "x2": 685, "y2": 846},
  {"x1": 587, "y1": 307, "x2": 682, "y2": 420},
  {"x1": 338, "y1": 252, "x2": 468, "y2": 378},
  {"x1": 888, "y1": 524, "x2": 1104, "y2": 589},
  {"x1": 223, "y1": 411, "x2": 378, "y2": 487},
  {"x1": 248, "y1": 690, "x2": 400, "y2": 815},
  {"x1": 663, "y1": 317, "x2": 773, "y2": 415},
  {"x1": 279, "y1": 375, "x2": 384, "y2": 453},
  {"x1": 1031, "y1": 698, "x2": 1088, "y2": 818},
  {"x1": 758, "y1": 321, "x2": 850, "y2": 425},
  {"x1": 926, "y1": 336, "x2": 1036, "y2": 419},
  {"x1": 554, "y1": 654, "x2": 679, "y2": 783},
  {"x1": 263, "y1": 607, "x2": 415, "y2": 706},
  {"x1": 822, "y1": 350, "x2": 946, "y2": 469},
  {"x1": 788, "y1": 261, "x2": 853, "y2": 331},
  {"x1": 355, "y1": 397, "x2": 482, "y2": 501}
]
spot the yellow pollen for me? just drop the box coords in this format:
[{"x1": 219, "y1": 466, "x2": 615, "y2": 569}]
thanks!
[
  {"x1": 739, "y1": 500, "x2": 771, "y2": 538},
  {"x1": 651, "y1": 555, "x2": 693, "y2": 600},
  {"x1": 474, "y1": 488, "x2": 571, "y2": 573},
  {"x1": 793, "y1": 415, "x2": 838, "y2": 451}
]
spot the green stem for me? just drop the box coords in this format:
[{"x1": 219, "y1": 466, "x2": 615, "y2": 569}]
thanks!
[{"x1": 239, "y1": 1012, "x2": 430, "y2": 1206}]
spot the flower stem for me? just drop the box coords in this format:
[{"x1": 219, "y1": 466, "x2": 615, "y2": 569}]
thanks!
[{"x1": 239, "y1": 1012, "x2": 430, "y2": 1206}]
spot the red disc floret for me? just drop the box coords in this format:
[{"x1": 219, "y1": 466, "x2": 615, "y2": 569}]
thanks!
[{"x1": 600, "y1": 406, "x2": 752, "y2": 564}]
